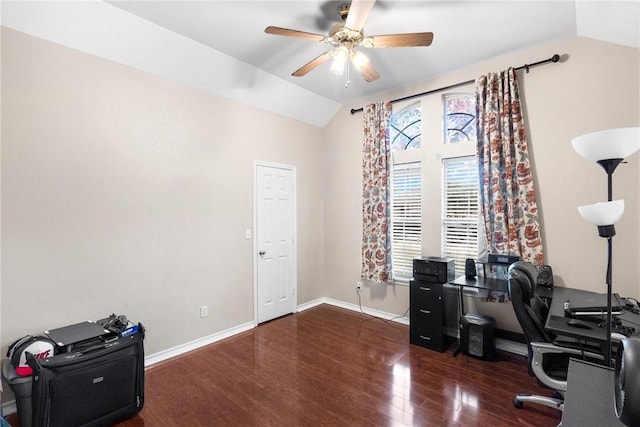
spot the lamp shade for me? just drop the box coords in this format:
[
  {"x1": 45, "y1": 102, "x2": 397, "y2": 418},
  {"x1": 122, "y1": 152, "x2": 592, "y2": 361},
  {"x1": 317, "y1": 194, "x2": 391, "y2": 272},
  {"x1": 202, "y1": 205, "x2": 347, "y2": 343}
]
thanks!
[
  {"x1": 578, "y1": 200, "x2": 625, "y2": 226},
  {"x1": 330, "y1": 46, "x2": 349, "y2": 75},
  {"x1": 351, "y1": 50, "x2": 370, "y2": 71},
  {"x1": 571, "y1": 127, "x2": 640, "y2": 162}
]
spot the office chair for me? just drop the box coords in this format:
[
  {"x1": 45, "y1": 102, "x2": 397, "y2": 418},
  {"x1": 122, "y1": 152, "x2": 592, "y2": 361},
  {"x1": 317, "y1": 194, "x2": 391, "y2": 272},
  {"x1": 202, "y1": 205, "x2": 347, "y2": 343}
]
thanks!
[{"x1": 508, "y1": 261, "x2": 603, "y2": 412}]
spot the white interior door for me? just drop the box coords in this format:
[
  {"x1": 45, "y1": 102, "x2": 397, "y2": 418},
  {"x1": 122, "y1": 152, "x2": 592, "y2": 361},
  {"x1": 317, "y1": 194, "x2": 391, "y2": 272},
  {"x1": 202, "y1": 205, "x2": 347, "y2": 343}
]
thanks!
[{"x1": 255, "y1": 163, "x2": 296, "y2": 324}]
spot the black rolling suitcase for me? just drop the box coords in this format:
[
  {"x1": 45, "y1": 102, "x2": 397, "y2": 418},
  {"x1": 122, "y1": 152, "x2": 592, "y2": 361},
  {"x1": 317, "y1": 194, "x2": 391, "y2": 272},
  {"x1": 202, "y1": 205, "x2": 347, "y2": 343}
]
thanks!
[{"x1": 27, "y1": 324, "x2": 145, "y2": 427}]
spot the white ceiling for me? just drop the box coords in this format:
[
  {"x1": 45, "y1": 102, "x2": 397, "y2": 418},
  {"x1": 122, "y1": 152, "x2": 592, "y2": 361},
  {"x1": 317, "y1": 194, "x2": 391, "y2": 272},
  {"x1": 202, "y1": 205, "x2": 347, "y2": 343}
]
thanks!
[
  {"x1": 106, "y1": 0, "x2": 638, "y2": 103},
  {"x1": 106, "y1": 0, "x2": 578, "y2": 105},
  {"x1": 2, "y1": 1, "x2": 639, "y2": 127}
]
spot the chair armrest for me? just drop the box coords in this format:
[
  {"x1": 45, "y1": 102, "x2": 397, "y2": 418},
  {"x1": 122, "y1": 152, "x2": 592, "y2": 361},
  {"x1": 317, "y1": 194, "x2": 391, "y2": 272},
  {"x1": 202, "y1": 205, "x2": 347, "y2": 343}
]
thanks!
[
  {"x1": 531, "y1": 341, "x2": 604, "y2": 359},
  {"x1": 529, "y1": 341, "x2": 604, "y2": 392},
  {"x1": 611, "y1": 332, "x2": 626, "y2": 342},
  {"x1": 552, "y1": 336, "x2": 604, "y2": 355}
]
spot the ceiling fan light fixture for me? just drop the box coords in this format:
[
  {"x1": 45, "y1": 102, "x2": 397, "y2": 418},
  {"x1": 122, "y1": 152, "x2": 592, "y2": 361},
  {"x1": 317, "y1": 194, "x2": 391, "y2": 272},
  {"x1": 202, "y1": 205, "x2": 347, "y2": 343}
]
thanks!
[
  {"x1": 351, "y1": 50, "x2": 369, "y2": 71},
  {"x1": 337, "y1": 3, "x2": 350, "y2": 21},
  {"x1": 330, "y1": 46, "x2": 349, "y2": 75},
  {"x1": 361, "y1": 37, "x2": 375, "y2": 48},
  {"x1": 265, "y1": 0, "x2": 433, "y2": 82}
]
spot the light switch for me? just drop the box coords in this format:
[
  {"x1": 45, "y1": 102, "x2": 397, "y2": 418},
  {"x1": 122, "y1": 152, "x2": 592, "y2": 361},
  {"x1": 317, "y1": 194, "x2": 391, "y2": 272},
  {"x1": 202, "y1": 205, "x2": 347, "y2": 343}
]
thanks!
[{"x1": 245, "y1": 229, "x2": 252, "y2": 239}]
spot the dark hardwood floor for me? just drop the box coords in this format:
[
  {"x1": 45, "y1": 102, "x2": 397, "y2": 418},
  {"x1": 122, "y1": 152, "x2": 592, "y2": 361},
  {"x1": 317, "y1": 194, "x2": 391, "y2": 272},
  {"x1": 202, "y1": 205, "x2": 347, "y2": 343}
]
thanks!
[{"x1": 7, "y1": 304, "x2": 562, "y2": 426}]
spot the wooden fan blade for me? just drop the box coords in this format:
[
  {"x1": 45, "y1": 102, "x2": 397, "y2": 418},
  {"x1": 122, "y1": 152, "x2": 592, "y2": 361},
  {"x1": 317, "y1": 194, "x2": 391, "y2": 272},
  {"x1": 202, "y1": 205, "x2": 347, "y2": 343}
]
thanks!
[
  {"x1": 265, "y1": 26, "x2": 325, "y2": 42},
  {"x1": 292, "y1": 51, "x2": 333, "y2": 77},
  {"x1": 368, "y1": 32, "x2": 434, "y2": 48},
  {"x1": 358, "y1": 61, "x2": 380, "y2": 82},
  {"x1": 345, "y1": 0, "x2": 376, "y2": 32}
]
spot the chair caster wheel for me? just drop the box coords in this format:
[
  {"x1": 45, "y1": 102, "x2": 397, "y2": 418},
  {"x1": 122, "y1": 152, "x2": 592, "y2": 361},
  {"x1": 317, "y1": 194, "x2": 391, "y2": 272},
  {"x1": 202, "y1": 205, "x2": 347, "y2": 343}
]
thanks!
[{"x1": 513, "y1": 398, "x2": 524, "y2": 409}]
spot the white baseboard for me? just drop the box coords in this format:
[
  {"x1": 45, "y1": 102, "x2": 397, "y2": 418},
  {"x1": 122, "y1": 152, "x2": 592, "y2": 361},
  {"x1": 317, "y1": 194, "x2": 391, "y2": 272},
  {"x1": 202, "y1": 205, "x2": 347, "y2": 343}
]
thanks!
[
  {"x1": 321, "y1": 297, "x2": 411, "y2": 325},
  {"x1": 496, "y1": 338, "x2": 527, "y2": 356},
  {"x1": 1, "y1": 299, "x2": 525, "y2": 417},
  {"x1": 144, "y1": 321, "x2": 256, "y2": 367},
  {"x1": 142, "y1": 298, "x2": 519, "y2": 363},
  {"x1": 296, "y1": 297, "x2": 325, "y2": 312},
  {"x1": 298, "y1": 296, "x2": 411, "y2": 325}
]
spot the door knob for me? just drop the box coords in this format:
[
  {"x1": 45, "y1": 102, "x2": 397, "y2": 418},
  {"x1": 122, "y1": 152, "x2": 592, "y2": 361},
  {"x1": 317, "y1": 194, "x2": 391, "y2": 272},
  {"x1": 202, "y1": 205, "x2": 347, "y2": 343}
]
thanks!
[{"x1": 259, "y1": 250, "x2": 266, "y2": 256}]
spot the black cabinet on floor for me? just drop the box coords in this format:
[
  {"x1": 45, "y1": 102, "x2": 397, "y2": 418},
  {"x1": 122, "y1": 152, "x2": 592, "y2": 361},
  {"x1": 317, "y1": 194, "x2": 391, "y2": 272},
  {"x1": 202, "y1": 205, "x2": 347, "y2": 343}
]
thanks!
[
  {"x1": 410, "y1": 280, "x2": 451, "y2": 351},
  {"x1": 410, "y1": 257, "x2": 455, "y2": 352}
]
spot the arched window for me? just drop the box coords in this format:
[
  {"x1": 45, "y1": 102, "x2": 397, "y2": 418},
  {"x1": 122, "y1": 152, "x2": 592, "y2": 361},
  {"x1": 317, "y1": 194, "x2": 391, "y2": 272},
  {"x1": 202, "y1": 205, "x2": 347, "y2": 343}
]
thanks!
[
  {"x1": 444, "y1": 94, "x2": 476, "y2": 144},
  {"x1": 389, "y1": 102, "x2": 421, "y2": 151}
]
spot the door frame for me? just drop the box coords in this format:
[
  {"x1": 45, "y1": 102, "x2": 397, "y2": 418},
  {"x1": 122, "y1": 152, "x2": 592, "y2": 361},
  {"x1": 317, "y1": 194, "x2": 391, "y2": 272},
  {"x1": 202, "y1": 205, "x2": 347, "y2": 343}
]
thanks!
[{"x1": 253, "y1": 161, "x2": 297, "y2": 325}]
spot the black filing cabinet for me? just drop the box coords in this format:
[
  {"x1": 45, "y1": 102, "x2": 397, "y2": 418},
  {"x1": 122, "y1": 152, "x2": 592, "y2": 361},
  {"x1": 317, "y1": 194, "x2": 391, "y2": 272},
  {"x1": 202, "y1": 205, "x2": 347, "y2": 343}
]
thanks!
[
  {"x1": 410, "y1": 257, "x2": 455, "y2": 352},
  {"x1": 410, "y1": 280, "x2": 448, "y2": 351}
]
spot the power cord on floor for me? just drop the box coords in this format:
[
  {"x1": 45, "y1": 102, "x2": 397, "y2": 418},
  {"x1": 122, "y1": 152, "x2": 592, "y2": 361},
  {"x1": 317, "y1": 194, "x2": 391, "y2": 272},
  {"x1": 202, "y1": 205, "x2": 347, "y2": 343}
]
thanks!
[{"x1": 356, "y1": 286, "x2": 410, "y2": 326}]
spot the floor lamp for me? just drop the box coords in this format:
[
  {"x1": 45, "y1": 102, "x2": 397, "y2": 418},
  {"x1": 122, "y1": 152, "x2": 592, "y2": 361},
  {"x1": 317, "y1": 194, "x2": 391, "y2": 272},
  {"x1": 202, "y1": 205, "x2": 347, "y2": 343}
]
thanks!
[{"x1": 571, "y1": 126, "x2": 640, "y2": 367}]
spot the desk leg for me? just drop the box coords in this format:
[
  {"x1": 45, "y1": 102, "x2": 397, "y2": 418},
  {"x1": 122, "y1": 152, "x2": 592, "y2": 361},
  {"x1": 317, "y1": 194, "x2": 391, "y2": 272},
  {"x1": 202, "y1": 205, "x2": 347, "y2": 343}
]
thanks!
[{"x1": 452, "y1": 285, "x2": 465, "y2": 357}]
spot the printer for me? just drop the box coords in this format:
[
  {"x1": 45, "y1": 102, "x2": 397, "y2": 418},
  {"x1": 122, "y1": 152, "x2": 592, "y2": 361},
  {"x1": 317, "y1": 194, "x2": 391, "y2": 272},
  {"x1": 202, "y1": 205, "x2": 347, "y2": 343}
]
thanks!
[{"x1": 413, "y1": 256, "x2": 455, "y2": 284}]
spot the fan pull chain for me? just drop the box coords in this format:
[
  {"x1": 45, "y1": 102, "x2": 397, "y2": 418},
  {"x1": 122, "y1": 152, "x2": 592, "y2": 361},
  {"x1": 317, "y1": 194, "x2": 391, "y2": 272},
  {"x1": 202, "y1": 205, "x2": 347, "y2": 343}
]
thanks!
[{"x1": 345, "y1": 56, "x2": 351, "y2": 88}]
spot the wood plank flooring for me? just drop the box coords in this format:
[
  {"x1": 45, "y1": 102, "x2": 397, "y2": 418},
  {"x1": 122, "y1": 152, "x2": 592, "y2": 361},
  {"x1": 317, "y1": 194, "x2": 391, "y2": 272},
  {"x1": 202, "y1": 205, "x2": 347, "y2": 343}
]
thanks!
[{"x1": 7, "y1": 304, "x2": 562, "y2": 426}]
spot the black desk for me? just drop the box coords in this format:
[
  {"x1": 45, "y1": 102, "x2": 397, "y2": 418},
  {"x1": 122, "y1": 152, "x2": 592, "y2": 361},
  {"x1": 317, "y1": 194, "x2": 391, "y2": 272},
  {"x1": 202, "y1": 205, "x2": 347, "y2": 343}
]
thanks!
[
  {"x1": 545, "y1": 287, "x2": 640, "y2": 343},
  {"x1": 449, "y1": 276, "x2": 510, "y2": 356},
  {"x1": 450, "y1": 275, "x2": 554, "y2": 306},
  {"x1": 546, "y1": 287, "x2": 611, "y2": 342},
  {"x1": 451, "y1": 276, "x2": 509, "y2": 291},
  {"x1": 561, "y1": 358, "x2": 624, "y2": 426},
  {"x1": 450, "y1": 275, "x2": 509, "y2": 313}
]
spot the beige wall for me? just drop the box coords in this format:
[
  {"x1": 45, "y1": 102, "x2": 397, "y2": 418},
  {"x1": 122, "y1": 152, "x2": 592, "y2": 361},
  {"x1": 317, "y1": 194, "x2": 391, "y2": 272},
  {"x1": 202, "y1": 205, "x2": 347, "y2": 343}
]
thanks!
[
  {"x1": 1, "y1": 25, "x2": 638, "y2": 379},
  {"x1": 1, "y1": 27, "x2": 326, "y2": 358},
  {"x1": 324, "y1": 36, "x2": 640, "y2": 328}
]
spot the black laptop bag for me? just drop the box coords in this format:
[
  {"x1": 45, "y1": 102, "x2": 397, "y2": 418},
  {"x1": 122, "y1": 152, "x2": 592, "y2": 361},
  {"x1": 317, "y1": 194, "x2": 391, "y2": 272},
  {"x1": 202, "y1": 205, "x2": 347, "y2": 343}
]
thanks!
[{"x1": 27, "y1": 324, "x2": 145, "y2": 427}]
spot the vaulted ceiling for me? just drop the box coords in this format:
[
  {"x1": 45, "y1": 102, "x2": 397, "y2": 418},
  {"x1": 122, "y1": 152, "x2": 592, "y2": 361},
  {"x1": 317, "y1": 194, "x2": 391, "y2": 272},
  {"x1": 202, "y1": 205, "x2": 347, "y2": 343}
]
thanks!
[{"x1": 2, "y1": 1, "x2": 639, "y2": 127}]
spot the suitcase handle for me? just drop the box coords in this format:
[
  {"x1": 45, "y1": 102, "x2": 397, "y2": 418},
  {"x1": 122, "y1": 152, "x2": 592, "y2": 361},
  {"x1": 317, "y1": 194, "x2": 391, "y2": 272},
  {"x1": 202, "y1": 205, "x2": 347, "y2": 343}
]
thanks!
[{"x1": 28, "y1": 324, "x2": 145, "y2": 369}]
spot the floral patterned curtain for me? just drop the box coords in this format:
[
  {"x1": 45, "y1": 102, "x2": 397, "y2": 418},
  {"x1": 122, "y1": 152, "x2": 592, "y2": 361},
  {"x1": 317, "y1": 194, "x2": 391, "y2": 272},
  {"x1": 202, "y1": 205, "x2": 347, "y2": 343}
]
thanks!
[
  {"x1": 361, "y1": 101, "x2": 392, "y2": 283},
  {"x1": 475, "y1": 68, "x2": 544, "y2": 267}
]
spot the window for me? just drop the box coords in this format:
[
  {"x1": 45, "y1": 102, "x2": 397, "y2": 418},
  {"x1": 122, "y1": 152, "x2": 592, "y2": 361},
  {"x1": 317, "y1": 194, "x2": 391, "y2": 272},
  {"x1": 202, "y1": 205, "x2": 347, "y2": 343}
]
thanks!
[
  {"x1": 442, "y1": 156, "x2": 479, "y2": 274},
  {"x1": 444, "y1": 94, "x2": 476, "y2": 144},
  {"x1": 389, "y1": 103, "x2": 421, "y2": 151},
  {"x1": 391, "y1": 162, "x2": 422, "y2": 281},
  {"x1": 389, "y1": 102, "x2": 422, "y2": 282}
]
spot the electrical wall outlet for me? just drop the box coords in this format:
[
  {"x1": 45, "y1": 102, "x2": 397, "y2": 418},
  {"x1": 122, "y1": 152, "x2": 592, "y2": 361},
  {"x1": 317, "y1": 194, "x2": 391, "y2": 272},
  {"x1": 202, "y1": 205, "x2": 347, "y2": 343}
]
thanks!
[
  {"x1": 356, "y1": 281, "x2": 363, "y2": 290},
  {"x1": 200, "y1": 305, "x2": 208, "y2": 318}
]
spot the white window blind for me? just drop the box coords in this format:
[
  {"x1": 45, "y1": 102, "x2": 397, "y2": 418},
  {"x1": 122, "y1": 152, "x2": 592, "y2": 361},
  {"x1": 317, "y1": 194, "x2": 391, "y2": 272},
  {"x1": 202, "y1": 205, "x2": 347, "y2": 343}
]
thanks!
[
  {"x1": 391, "y1": 162, "x2": 422, "y2": 280},
  {"x1": 442, "y1": 156, "x2": 479, "y2": 274}
]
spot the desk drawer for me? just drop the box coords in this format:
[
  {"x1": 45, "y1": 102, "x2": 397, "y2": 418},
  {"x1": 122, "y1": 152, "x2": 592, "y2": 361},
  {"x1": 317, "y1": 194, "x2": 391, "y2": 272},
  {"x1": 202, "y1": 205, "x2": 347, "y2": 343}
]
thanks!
[
  {"x1": 410, "y1": 307, "x2": 443, "y2": 330},
  {"x1": 410, "y1": 323, "x2": 446, "y2": 351},
  {"x1": 410, "y1": 281, "x2": 443, "y2": 310},
  {"x1": 410, "y1": 330, "x2": 445, "y2": 350},
  {"x1": 410, "y1": 307, "x2": 445, "y2": 351}
]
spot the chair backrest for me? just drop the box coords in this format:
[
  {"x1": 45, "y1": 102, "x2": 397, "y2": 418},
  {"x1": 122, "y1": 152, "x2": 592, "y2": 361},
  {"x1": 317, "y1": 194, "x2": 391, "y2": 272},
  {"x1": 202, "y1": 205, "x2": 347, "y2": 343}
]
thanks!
[{"x1": 508, "y1": 261, "x2": 553, "y2": 346}]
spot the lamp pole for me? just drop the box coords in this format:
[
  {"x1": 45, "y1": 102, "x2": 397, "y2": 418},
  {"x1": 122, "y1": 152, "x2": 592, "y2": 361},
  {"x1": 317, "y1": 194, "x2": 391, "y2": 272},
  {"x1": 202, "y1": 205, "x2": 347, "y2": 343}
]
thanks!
[
  {"x1": 598, "y1": 158, "x2": 623, "y2": 367},
  {"x1": 605, "y1": 236, "x2": 613, "y2": 366}
]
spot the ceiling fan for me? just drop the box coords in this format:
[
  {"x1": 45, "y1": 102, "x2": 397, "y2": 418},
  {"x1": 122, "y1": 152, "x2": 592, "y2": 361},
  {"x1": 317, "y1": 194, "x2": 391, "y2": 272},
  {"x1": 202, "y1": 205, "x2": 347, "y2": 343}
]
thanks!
[{"x1": 264, "y1": 0, "x2": 433, "y2": 83}]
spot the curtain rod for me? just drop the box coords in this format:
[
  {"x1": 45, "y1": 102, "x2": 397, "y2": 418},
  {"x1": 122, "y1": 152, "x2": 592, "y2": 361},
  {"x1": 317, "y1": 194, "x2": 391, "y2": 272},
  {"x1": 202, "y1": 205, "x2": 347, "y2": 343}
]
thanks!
[{"x1": 350, "y1": 53, "x2": 561, "y2": 115}]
